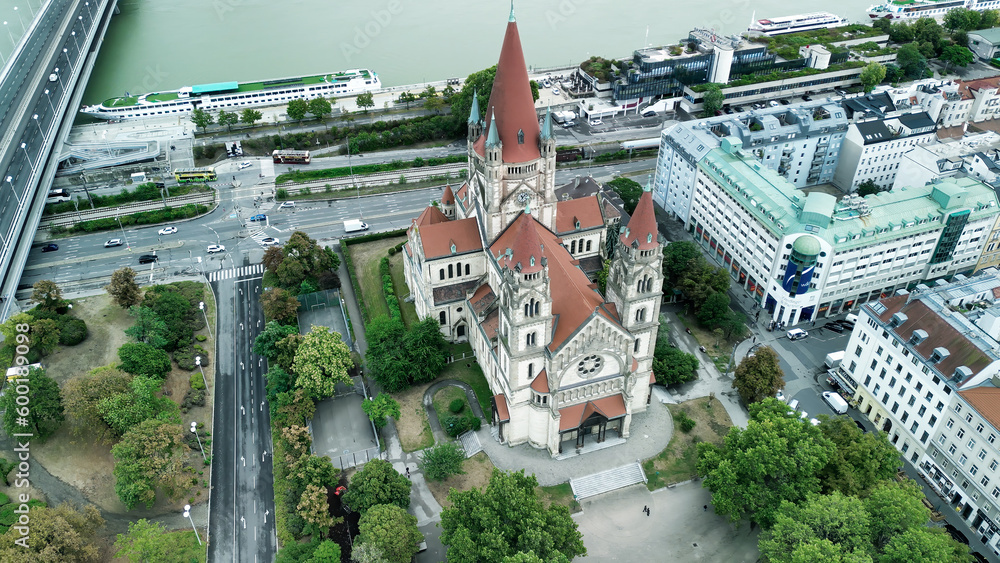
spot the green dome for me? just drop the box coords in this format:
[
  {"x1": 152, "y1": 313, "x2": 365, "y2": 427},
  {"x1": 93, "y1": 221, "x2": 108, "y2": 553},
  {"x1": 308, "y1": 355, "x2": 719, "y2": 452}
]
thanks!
[{"x1": 792, "y1": 235, "x2": 821, "y2": 257}]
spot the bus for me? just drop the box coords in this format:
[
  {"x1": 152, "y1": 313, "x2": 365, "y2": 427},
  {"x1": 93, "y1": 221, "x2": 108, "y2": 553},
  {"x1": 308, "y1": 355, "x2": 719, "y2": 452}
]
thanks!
[
  {"x1": 46, "y1": 189, "x2": 70, "y2": 204},
  {"x1": 174, "y1": 167, "x2": 217, "y2": 183},
  {"x1": 272, "y1": 149, "x2": 311, "y2": 164}
]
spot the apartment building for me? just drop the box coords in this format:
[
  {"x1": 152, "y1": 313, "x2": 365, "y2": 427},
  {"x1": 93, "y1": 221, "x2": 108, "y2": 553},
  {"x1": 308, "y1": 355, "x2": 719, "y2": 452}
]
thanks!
[{"x1": 832, "y1": 112, "x2": 937, "y2": 191}]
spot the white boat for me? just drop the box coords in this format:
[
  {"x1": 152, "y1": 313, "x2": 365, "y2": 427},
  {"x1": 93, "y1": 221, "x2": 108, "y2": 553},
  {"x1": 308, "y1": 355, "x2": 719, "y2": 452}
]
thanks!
[
  {"x1": 867, "y1": 0, "x2": 1000, "y2": 20},
  {"x1": 80, "y1": 69, "x2": 381, "y2": 121},
  {"x1": 748, "y1": 12, "x2": 850, "y2": 36}
]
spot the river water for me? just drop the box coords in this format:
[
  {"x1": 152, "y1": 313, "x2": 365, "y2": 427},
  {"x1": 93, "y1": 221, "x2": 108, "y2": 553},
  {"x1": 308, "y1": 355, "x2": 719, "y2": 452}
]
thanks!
[{"x1": 3, "y1": 0, "x2": 878, "y2": 105}]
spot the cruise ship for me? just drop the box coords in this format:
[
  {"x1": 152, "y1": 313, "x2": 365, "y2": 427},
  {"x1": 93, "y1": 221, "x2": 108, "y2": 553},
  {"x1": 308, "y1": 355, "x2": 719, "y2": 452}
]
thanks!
[
  {"x1": 748, "y1": 12, "x2": 850, "y2": 36},
  {"x1": 867, "y1": 0, "x2": 1000, "y2": 20},
  {"x1": 79, "y1": 69, "x2": 381, "y2": 121}
]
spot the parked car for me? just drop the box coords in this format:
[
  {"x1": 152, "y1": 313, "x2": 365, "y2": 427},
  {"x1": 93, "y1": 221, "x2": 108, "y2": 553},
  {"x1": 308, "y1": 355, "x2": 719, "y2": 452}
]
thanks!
[
  {"x1": 238, "y1": 161, "x2": 252, "y2": 170},
  {"x1": 40, "y1": 243, "x2": 58, "y2": 252},
  {"x1": 249, "y1": 214, "x2": 267, "y2": 222},
  {"x1": 823, "y1": 323, "x2": 845, "y2": 333},
  {"x1": 104, "y1": 239, "x2": 123, "y2": 248},
  {"x1": 260, "y1": 237, "x2": 280, "y2": 247},
  {"x1": 207, "y1": 245, "x2": 225, "y2": 254},
  {"x1": 838, "y1": 319, "x2": 856, "y2": 330},
  {"x1": 787, "y1": 328, "x2": 809, "y2": 341},
  {"x1": 802, "y1": 93, "x2": 813, "y2": 101},
  {"x1": 552, "y1": 88, "x2": 560, "y2": 96},
  {"x1": 779, "y1": 99, "x2": 790, "y2": 105},
  {"x1": 776, "y1": 390, "x2": 786, "y2": 402},
  {"x1": 562, "y1": 121, "x2": 576, "y2": 128},
  {"x1": 138, "y1": 254, "x2": 157, "y2": 264},
  {"x1": 589, "y1": 119, "x2": 602, "y2": 126},
  {"x1": 278, "y1": 201, "x2": 295, "y2": 209},
  {"x1": 158, "y1": 226, "x2": 177, "y2": 235}
]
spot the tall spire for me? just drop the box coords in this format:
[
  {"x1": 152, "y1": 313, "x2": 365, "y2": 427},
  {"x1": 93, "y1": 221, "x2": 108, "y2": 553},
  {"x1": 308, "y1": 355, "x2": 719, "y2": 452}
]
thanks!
[
  {"x1": 509, "y1": 0, "x2": 516, "y2": 22},
  {"x1": 621, "y1": 190, "x2": 659, "y2": 250},
  {"x1": 485, "y1": 108, "x2": 501, "y2": 148},
  {"x1": 540, "y1": 106, "x2": 553, "y2": 141},
  {"x1": 468, "y1": 90, "x2": 481, "y2": 124}
]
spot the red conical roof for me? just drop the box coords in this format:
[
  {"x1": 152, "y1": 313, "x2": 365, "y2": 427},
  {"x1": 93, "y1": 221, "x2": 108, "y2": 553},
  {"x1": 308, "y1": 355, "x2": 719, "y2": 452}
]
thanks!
[
  {"x1": 472, "y1": 18, "x2": 540, "y2": 164},
  {"x1": 442, "y1": 185, "x2": 455, "y2": 205},
  {"x1": 621, "y1": 191, "x2": 659, "y2": 250},
  {"x1": 495, "y1": 212, "x2": 545, "y2": 274}
]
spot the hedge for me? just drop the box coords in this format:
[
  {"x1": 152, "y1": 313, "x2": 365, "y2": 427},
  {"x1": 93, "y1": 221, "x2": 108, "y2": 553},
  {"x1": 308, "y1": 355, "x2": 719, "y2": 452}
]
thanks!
[
  {"x1": 44, "y1": 183, "x2": 211, "y2": 215},
  {"x1": 275, "y1": 155, "x2": 464, "y2": 185},
  {"x1": 51, "y1": 204, "x2": 209, "y2": 236},
  {"x1": 380, "y1": 256, "x2": 401, "y2": 321}
]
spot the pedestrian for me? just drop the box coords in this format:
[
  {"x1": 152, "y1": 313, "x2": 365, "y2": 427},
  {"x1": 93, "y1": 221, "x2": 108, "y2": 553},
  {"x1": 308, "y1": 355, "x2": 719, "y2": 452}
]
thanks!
[
  {"x1": 703, "y1": 505, "x2": 708, "y2": 511},
  {"x1": 643, "y1": 505, "x2": 648, "y2": 514},
  {"x1": 646, "y1": 507, "x2": 650, "y2": 516},
  {"x1": 405, "y1": 467, "x2": 410, "y2": 478}
]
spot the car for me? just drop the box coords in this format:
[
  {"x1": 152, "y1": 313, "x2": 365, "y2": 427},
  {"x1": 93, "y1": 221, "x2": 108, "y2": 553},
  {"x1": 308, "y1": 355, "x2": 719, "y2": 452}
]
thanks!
[
  {"x1": 779, "y1": 99, "x2": 790, "y2": 105},
  {"x1": 823, "y1": 323, "x2": 845, "y2": 333},
  {"x1": 723, "y1": 107, "x2": 734, "y2": 114},
  {"x1": 158, "y1": 226, "x2": 177, "y2": 235},
  {"x1": 542, "y1": 79, "x2": 551, "y2": 88},
  {"x1": 734, "y1": 106, "x2": 745, "y2": 112},
  {"x1": 104, "y1": 239, "x2": 123, "y2": 248},
  {"x1": 562, "y1": 121, "x2": 576, "y2": 128},
  {"x1": 787, "y1": 328, "x2": 808, "y2": 341},
  {"x1": 838, "y1": 319, "x2": 856, "y2": 330},
  {"x1": 278, "y1": 201, "x2": 295, "y2": 209},
  {"x1": 854, "y1": 420, "x2": 867, "y2": 433},
  {"x1": 801, "y1": 94, "x2": 812, "y2": 101},
  {"x1": 249, "y1": 214, "x2": 267, "y2": 222},
  {"x1": 238, "y1": 161, "x2": 252, "y2": 170},
  {"x1": 768, "y1": 100, "x2": 779, "y2": 107},
  {"x1": 40, "y1": 243, "x2": 58, "y2": 252},
  {"x1": 207, "y1": 245, "x2": 225, "y2": 254},
  {"x1": 590, "y1": 119, "x2": 602, "y2": 126},
  {"x1": 138, "y1": 254, "x2": 157, "y2": 264},
  {"x1": 776, "y1": 390, "x2": 786, "y2": 402},
  {"x1": 260, "y1": 237, "x2": 280, "y2": 246},
  {"x1": 552, "y1": 88, "x2": 560, "y2": 96}
]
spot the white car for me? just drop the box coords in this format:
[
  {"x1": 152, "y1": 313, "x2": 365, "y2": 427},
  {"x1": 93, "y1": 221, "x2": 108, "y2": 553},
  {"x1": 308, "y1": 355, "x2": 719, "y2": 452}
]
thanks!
[
  {"x1": 238, "y1": 161, "x2": 252, "y2": 170},
  {"x1": 207, "y1": 244, "x2": 225, "y2": 254},
  {"x1": 278, "y1": 201, "x2": 295, "y2": 209},
  {"x1": 104, "y1": 239, "x2": 123, "y2": 248},
  {"x1": 552, "y1": 88, "x2": 561, "y2": 96},
  {"x1": 775, "y1": 390, "x2": 786, "y2": 403},
  {"x1": 260, "y1": 237, "x2": 280, "y2": 247},
  {"x1": 158, "y1": 226, "x2": 177, "y2": 235},
  {"x1": 590, "y1": 119, "x2": 602, "y2": 126}
]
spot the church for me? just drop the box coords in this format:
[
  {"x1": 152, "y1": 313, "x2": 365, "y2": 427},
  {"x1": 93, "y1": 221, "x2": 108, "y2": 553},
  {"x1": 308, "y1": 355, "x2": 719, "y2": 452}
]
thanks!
[{"x1": 402, "y1": 7, "x2": 663, "y2": 456}]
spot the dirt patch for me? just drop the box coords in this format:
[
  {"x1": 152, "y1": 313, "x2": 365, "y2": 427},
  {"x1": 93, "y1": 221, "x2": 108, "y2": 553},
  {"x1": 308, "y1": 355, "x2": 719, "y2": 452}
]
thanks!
[
  {"x1": 426, "y1": 451, "x2": 494, "y2": 509},
  {"x1": 643, "y1": 397, "x2": 732, "y2": 490},
  {"x1": 395, "y1": 382, "x2": 434, "y2": 452},
  {"x1": 44, "y1": 294, "x2": 130, "y2": 385}
]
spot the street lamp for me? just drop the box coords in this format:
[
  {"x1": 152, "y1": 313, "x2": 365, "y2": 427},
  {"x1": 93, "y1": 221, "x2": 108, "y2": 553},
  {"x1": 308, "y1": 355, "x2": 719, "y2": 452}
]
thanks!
[
  {"x1": 19, "y1": 142, "x2": 35, "y2": 174},
  {"x1": 70, "y1": 30, "x2": 80, "y2": 53},
  {"x1": 43, "y1": 89, "x2": 54, "y2": 114},
  {"x1": 114, "y1": 210, "x2": 131, "y2": 249},
  {"x1": 4, "y1": 176, "x2": 21, "y2": 208},
  {"x1": 194, "y1": 357, "x2": 208, "y2": 392},
  {"x1": 53, "y1": 66, "x2": 64, "y2": 90},
  {"x1": 199, "y1": 301, "x2": 213, "y2": 340},
  {"x1": 190, "y1": 422, "x2": 206, "y2": 461},
  {"x1": 31, "y1": 114, "x2": 44, "y2": 138},
  {"x1": 3, "y1": 22, "x2": 13, "y2": 47},
  {"x1": 13, "y1": 7, "x2": 24, "y2": 33},
  {"x1": 182, "y1": 504, "x2": 202, "y2": 546},
  {"x1": 84, "y1": 2, "x2": 93, "y2": 21}
]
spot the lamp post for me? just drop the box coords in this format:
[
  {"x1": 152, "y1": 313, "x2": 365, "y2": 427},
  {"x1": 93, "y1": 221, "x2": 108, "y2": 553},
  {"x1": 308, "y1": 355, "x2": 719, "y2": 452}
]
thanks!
[
  {"x1": 31, "y1": 113, "x2": 44, "y2": 138},
  {"x1": 19, "y1": 142, "x2": 35, "y2": 175},
  {"x1": 43, "y1": 88, "x2": 54, "y2": 114},
  {"x1": 3, "y1": 22, "x2": 13, "y2": 47},
  {"x1": 114, "y1": 210, "x2": 130, "y2": 249},
  {"x1": 190, "y1": 422, "x2": 206, "y2": 461},
  {"x1": 5, "y1": 176, "x2": 22, "y2": 208},
  {"x1": 70, "y1": 30, "x2": 80, "y2": 53},
  {"x1": 199, "y1": 301, "x2": 213, "y2": 339},
  {"x1": 182, "y1": 504, "x2": 202, "y2": 546},
  {"x1": 84, "y1": 2, "x2": 93, "y2": 21},
  {"x1": 13, "y1": 7, "x2": 24, "y2": 33},
  {"x1": 194, "y1": 357, "x2": 208, "y2": 392},
  {"x1": 53, "y1": 66, "x2": 64, "y2": 90}
]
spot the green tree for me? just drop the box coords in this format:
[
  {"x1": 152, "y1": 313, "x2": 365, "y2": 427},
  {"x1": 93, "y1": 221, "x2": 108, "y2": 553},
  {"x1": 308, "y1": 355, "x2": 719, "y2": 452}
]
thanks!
[
  {"x1": 99, "y1": 374, "x2": 178, "y2": 437},
  {"x1": 940, "y1": 45, "x2": 975, "y2": 71},
  {"x1": 441, "y1": 469, "x2": 586, "y2": 563},
  {"x1": 261, "y1": 287, "x2": 300, "y2": 324},
  {"x1": 124, "y1": 306, "x2": 169, "y2": 348},
  {"x1": 944, "y1": 8, "x2": 972, "y2": 32},
  {"x1": 451, "y1": 66, "x2": 497, "y2": 123},
  {"x1": 897, "y1": 42, "x2": 928, "y2": 79},
  {"x1": 662, "y1": 241, "x2": 703, "y2": 291},
  {"x1": 343, "y1": 458, "x2": 412, "y2": 515},
  {"x1": 982, "y1": 9, "x2": 1000, "y2": 29},
  {"x1": 254, "y1": 321, "x2": 299, "y2": 361},
  {"x1": 240, "y1": 107, "x2": 262, "y2": 127},
  {"x1": 857, "y1": 179, "x2": 880, "y2": 197},
  {"x1": 680, "y1": 264, "x2": 730, "y2": 314},
  {"x1": 217, "y1": 109, "x2": 239, "y2": 132},
  {"x1": 114, "y1": 518, "x2": 169, "y2": 563},
  {"x1": 308, "y1": 540, "x2": 342, "y2": 562},
  {"x1": 275, "y1": 231, "x2": 338, "y2": 290},
  {"x1": 30, "y1": 317, "x2": 61, "y2": 356},
  {"x1": 0, "y1": 503, "x2": 104, "y2": 562},
  {"x1": 606, "y1": 177, "x2": 643, "y2": 215},
  {"x1": 308, "y1": 97, "x2": 333, "y2": 120},
  {"x1": 1, "y1": 366, "x2": 63, "y2": 442},
  {"x1": 881, "y1": 527, "x2": 970, "y2": 562},
  {"x1": 143, "y1": 286, "x2": 198, "y2": 351},
  {"x1": 817, "y1": 416, "x2": 901, "y2": 497},
  {"x1": 420, "y1": 442, "x2": 466, "y2": 482},
  {"x1": 274, "y1": 332, "x2": 304, "y2": 372},
  {"x1": 106, "y1": 267, "x2": 142, "y2": 308},
  {"x1": 424, "y1": 96, "x2": 445, "y2": 113},
  {"x1": 362, "y1": 393, "x2": 401, "y2": 429},
  {"x1": 62, "y1": 365, "x2": 133, "y2": 443},
  {"x1": 297, "y1": 483, "x2": 338, "y2": 536},
  {"x1": 287, "y1": 98, "x2": 309, "y2": 121},
  {"x1": 859, "y1": 62, "x2": 887, "y2": 93},
  {"x1": 421, "y1": 85, "x2": 437, "y2": 99},
  {"x1": 350, "y1": 542, "x2": 388, "y2": 563},
  {"x1": 758, "y1": 493, "x2": 873, "y2": 562},
  {"x1": 529, "y1": 79, "x2": 539, "y2": 102},
  {"x1": 701, "y1": 84, "x2": 724, "y2": 118},
  {"x1": 652, "y1": 339, "x2": 699, "y2": 386},
  {"x1": 442, "y1": 84, "x2": 457, "y2": 103},
  {"x1": 403, "y1": 317, "x2": 449, "y2": 384},
  {"x1": 356, "y1": 92, "x2": 375, "y2": 114},
  {"x1": 596, "y1": 259, "x2": 610, "y2": 295},
  {"x1": 696, "y1": 291, "x2": 731, "y2": 328},
  {"x1": 190, "y1": 107, "x2": 214, "y2": 132},
  {"x1": 366, "y1": 315, "x2": 410, "y2": 392},
  {"x1": 733, "y1": 346, "x2": 785, "y2": 405},
  {"x1": 112, "y1": 418, "x2": 185, "y2": 509},
  {"x1": 889, "y1": 22, "x2": 914, "y2": 44},
  {"x1": 358, "y1": 504, "x2": 423, "y2": 563},
  {"x1": 697, "y1": 398, "x2": 835, "y2": 527},
  {"x1": 292, "y1": 325, "x2": 353, "y2": 399},
  {"x1": 30, "y1": 279, "x2": 63, "y2": 310},
  {"x1": 872, "y1": 18, "x2": 891, "y2": 34},
  {"x1": 398, "y1": 91, "x2": 417, "y2": 108},
  {"x1": 864, "y1": 480, "x2": 933, "y2": 551},
  {"x1": 118, "y1": 341, "x2": 172, "y2": 378},
  {"x1": 264, "y1": 365, "x2": 294, "y2": 406}
]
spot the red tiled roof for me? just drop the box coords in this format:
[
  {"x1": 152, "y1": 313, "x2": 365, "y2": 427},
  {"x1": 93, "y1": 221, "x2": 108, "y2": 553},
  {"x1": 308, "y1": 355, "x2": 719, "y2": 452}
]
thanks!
[
  {"x1": 558, "y1": 394, "x2": 627, "y2": 431},
  {"x1": 530, "y1": 369, "x2": 549, "y2": 393},
  {"x1": 621, "y1": 191, "x2": 658, "y2": 250},
  {"x1": 481, "y1": 309, "x2": 499, "y2": 339},
  {"x1": 495, "y1": 213, "x2": 545, "y2": 274},
  {"x1": 493, "y1": 394, "x2": 510, "y2": 422},
  {"x1": 471, "y1": 19, "x2": 540, "y2": 163},
  {"x1": 555, "y1": 196, "x2": 604, "y2": 234},
  {"x1": 418, "y1": 217, "x2": 483, "y2": 259},
  {"x1": 411, "y1": 206, "x2": 449, "y2": 230},
  {"x1": 649, "y1": 372, "x2": 656, "y2": 384},
  {"x1": 469, "y1": 283, "x2": 497, "y2": 315},
  {"x1": 958, "y1": 76, "x2": 1000, "y2": 100},
  {"x1": 456, "y1": 183, "x2": 469, "y2": 202},
  {"x1": 960, "y1": 387, "x2": 1000, "y2": 434},
  {"x1": 442, "y1": 185, "x2": 455, "y2": 205}
]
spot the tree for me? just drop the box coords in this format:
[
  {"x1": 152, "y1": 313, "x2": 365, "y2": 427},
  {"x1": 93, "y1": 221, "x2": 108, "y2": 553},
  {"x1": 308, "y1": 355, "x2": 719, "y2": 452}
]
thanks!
[
  {"x1": 287, "y1": 98, "x2": 309, "y2": 121},
  {"x1": 859, "y1": 62, "x2": 887, "y2": 93},
  {"x1": 421, "y1": 85, "x2": 437, "y2": 99},
  {"x1": 111, "y1": 418, "x2": 185, "y2": 509},
  {"x1": 982, "y1": 9, "x2": 1000, "y2": 29},
  {"x1": 697, "y1": 398, "x2": 834, "y2": 527},
  {"x1": 309, "y1": 540, "x2": 342, "y2": 562},
  {"x1": 240, "y1": 107, "x2": 263, "y2": 127},
  {"x1": 356, "y1": 92, "x2": 375, "y2": 114},
  {"x1": 441, "y1": 469, "x2": 586, "y2": 563},
  {"x1": 365, "y1": 315, "x2": 409, "y2": 392},
  {"x1": 350, "y1": 541, "x2": 388, "y2": 563},
  {"x1": 420, "y1": 442, "x2": 466, "y2": 482},
  {"x1": 343, "y1": 459, "x2": 412, "y2": 515},
  {"x1": 114, "y1": 518, "x2": 170, "y2": 563},
  {"x1": 696, "y1": 291, "x2": 731, "y2": 329},
  {"x1": 881, "y1": 527, "x2": 970, "y2": 562},
  {"x1": 308, "y1": 97, "x2": 333, "y2": 120},
  {"x1": 275, "y1": 231, "x2": 338, "y2": 290},
  {"x1": 662, "y1": 241, "x2": 703, "y2": 291},
  {"x1": 297, "y1": 483, "x2": 337, "y2": 536},
  {"x1": 941, "y1": 44, "x2": 975, "y2": 71},
  {"x1": 357, "y1": 504, "x2": 423, "y2": 563},
  {"x1": 217, "y1": 109, "x2": 239, "y2": 132},
  {"x1": 1, "y1": 366, "x2": 63, "y2": 442},
  {"x1": 262, "y1": 245, "x2": 285, "y2": 274},
  {"x1": 402, "y1": 317, "x2": 449, "y2": 385},
  {"x1": 733, "y1": 346, "x2": 785, "y2": 405},
  {"x1": 261, "y1": 287, "x2": 300, "y2": 324},
  {"x1": 451, "y1": 66, "x2": 497, "y2": 124},
  {"x1": 817, "y1": 416, "x2": 901, "y2": 498},
  {"x1": 701, "y1": 84, "x2": 724, "y2": 118},
  {"x1": 606, "y1": 177, "x2": 643, "y2": 215},
  {"x1": 62, "y1": 365, "x2": 133, "y2": 442},
  {"x1": 864, "y1": 480, "x2": 933, "y2": 550},
  {"x1": 143, "y1": 286, "x2": 198, "y2": 351},
  {"x1": 944, "y1": 8, "x2": 972, "y2": 32},
  {"x1": 857, "y1": 179, "x2": 880, "y2": 197},
  {"x1": 652, "y1": 341, "x2": 699, "y2": 386},
  {"x1": 190, "y1": 107, "x2": 214, "y2": 132},
  {"x1": 424, "y1": 96, "x2": 445, "y2": 113},
  {"x1": 872, "y1": 18, "x2": 891, "y2": 34},
  {"x1": 758, "y1": 493, "x2": 872, "y2": 562},
  {"x1": 362, "y1": 393, "x2": 401, "y2": 429},
  {"x1": 529, "y1": 79, "x2": 539, "y2": 102},
  {"x1": 30, "y1": 280, "x2": 62, "y2": 310},
  {"x1": 124, "y1": 306, "x2": 169, "y2": 348},
  {"x1": 288, "y1": 453, "x2": 340, "y2": 493},
  {"x1": 30, "y1": 318, "x2": 61, "y2": 356},
  {"x1": 254, "y1": 321, "x2": 299, "y2": 361},
  {"x1": 292, "y1": 325, "x2": 353, "y2": 399},
  {"x1": 0, "y1": 502, "x2": 104, "y2": 562},
  {"x1": 596, "y1": 259, "x2": 610, "y2": 295},
  {"x1": 897, "y1": 42, "x2": 928, "y2": 79},
  {"x1": 99, "y1": 374, "x2": 177, "y2": 437},
  {"x1": 274, "y1": 332, "x2": 304, "y2": 372},
  {"x1": 107, "y1": 267, "x2": 143, "y2": 308},
  {"x1": 398, "y1": 91, "x2": 417, "y2": 108},
  {"x1": 118, "y1": 341, "x2": 172, "y2": 378}
]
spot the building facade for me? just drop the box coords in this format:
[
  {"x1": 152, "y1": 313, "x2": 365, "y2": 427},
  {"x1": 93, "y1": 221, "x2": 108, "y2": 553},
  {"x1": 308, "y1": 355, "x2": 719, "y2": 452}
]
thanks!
[{"x1": 832, "y1": 112, "x2": 937, "y2": 191}]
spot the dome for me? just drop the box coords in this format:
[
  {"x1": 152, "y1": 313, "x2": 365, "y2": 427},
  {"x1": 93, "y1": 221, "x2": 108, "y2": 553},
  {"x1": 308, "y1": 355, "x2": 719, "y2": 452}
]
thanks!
[{"x1": 792, "y1": 235, "x2": 821, "y2": 257}]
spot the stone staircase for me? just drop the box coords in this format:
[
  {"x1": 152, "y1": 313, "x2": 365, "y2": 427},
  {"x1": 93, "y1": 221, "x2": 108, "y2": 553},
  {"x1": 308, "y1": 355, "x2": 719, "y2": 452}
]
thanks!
[
  {"x1": 458, "y1": 430, "x2": 483, "y2": 457},
  {"x1": 570, "y1": 462, "x2": 647, "y2": 500}
]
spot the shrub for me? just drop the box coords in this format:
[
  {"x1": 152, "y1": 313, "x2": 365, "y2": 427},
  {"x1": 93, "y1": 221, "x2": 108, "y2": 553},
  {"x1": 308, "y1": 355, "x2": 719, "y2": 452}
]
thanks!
[
  {"x1": 419, "y1": 442, "x2": 466, "y2": 482},
  {"x1": 448, "y1": 399, "x2": 464, "y2": 414},
  {"x1": 676, "y1": 411, "x2": 696, "y2": 433},
  {"x1": 118, "y1": 342, "x2": 171, "y2": 378},
  {"x1": 58, "y1": 318, "x2": 88, "y2": 346},
  {"x1": 195, "y1": 334, "x2": 207, "y2": 342},
  {"x1": 317, "y1": 270, "x2": 340, "y2": 290},
  {"x1": 173, "y1": 345, "x2": 197, "y2": 371},
  {"x1": 444, "y1": 415, "x2": 471, "y2": 437},
  {"x1": 467, "y1": 415, "x2": 481, "y2": 432},
  {"x1": 180, "y1": 388, "x2": 206, "y2": 412},
  {"x1": 190, "y1": 372, "x2": 206, "y2": 391}
]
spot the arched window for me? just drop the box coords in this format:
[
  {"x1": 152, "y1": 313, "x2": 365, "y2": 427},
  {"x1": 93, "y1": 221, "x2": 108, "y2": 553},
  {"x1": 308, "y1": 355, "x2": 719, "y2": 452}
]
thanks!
[
  {"x1": 439, "y1": 311, "x2": 446, "y2": 325},
  {"x1": 448, "y1": 264, "x2": 454, "y2": 278},
  {"x1": 528, "y1": 363, "x2": 534, "y2": 379},
  {"x1": 645, "y1": 278, "x2": 653, "y2": 292},
  {"x1": 534, "y1": 301, "x2": 540, "y2": 315},
  {"x1": 586, "y1": 240, "x2": 592, "y2": 252},
  {"x1": 524, "y1": 303, "x2": 530, "y2": 317},
  {"x1": 635, "y1": 308, "x2": 646, "y2": 322},
  {"x1": 439, "y1": 269, "x2": 445, "y2": 281},
  {"x1": 456, "y1": 261, "x2": 462, "y2": 277},
  {"x1": 465, "y1": 264, "x2": 470, "y2": 275},
  {"x1": 634, "y1": 338, "x2": 640, "y2": 353},
  {"x1": 571, "y1": 240, "x2": 577, "y2": 254},
  {"x1": 526, "y1": 332, "x2": 536, "y2": 347}
]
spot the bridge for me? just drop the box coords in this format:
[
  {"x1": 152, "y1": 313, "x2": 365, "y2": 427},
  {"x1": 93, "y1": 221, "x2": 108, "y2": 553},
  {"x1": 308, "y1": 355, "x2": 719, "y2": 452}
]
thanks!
[{"x1": 0, "y1": 0, "x2": 119, "y2": 318}]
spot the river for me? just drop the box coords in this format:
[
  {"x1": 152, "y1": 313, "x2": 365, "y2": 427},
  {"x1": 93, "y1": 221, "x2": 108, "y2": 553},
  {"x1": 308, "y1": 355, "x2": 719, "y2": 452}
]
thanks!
[{"x1": 2, "y1": 0, "x2": 879, "y2": 104}]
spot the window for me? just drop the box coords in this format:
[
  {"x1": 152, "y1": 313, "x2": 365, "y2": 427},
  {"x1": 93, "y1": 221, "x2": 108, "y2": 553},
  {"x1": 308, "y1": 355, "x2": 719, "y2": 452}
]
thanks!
[
  {"x1": 982, "y1": 476, "x2": 991, "y2": 487},
  {"x1": 958, "y1": 429, "x2": 966, "y2": 439},
  {"x1": 635, "y1": 308, "x2": 647, "y2": 322},
  {"x1": 856, "y1": 345, "x2": 863, "y2": 356},
  {"x1": 634, "y1": 338, "x2": 641, "y2": 353},
  {"x1": 929, "y1": 415, "x2": 937, "y2": 426},
  {"x1": 969, "y1": 439, "x2": 977, "y2": 450},
  {"x1": 918, "y1": 405, "x2": 927, "y2": 417},
  {"x1": 972, "y1": 465, "x2": 980, "y2": 476},
  {"x1": 992, "y1": 460, "x2": 999, "y2": 471},
  {"x1": 889, "y1": 377, "x2": 897, "y2": 388},
  {"x1": 950, "y1": 444, "x2": 958, "y2": 455},
  {"x1": 526, "y1": 332, "x2": 536, "y2": 347},
  {"x1": 439, "y1": 311, "x2": 446, "y2": 325},
  {"x1": 936, "y1": 401, "x2": 944, "y2": 412},
  {"x1": 439, "y1": 269, "x2": 445, "y2": 280},
  {"x1": 960, "y1": 454, "x2": 968, "y2": 466},
  {"x1": 921, "y1": 431, "x2": 929, "y2": 444},
  {"x1": 992, "y1": 487, "x2": 1000, "y2": 499},
  {"x1": 908, "y1": 396, "x2": 916, "y2": 407},
  {"x1": 947, "y1": 418, "x2": 955, "y2": 428},
  {"x1": 910, "y1": 421, "x2": 918, "y2": 433},
  {"x1": 977, "y1": 423, "x2": 985, "y2": 434},
  {"x1": 966, "y1": 414, "x2": 974, "y2": 423},
  {"x1": 939, "y1": 435, "x2": 947, "y2": 445},
  {"x1": 980, "y1": 449, "x2": 987, "y2": 461},
  {"x1": 991, "y1": 434, "x2": 997, "y2": 444}
]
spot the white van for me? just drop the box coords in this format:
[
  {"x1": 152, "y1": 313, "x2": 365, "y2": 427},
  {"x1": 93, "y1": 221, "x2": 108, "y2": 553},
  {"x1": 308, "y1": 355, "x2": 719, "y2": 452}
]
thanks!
[
  {"x1": 845, "y1": 313, "x2": 858, "y2": 324},
  {"x1": 787, "y1": 328, "x2": 808, "y2": 341},
  {"x1": 822, "y1": 391, "x2": 849, "y2": 414},
  {"x1": 343, "y1": 219, "x2": 369, "y2": 233}
]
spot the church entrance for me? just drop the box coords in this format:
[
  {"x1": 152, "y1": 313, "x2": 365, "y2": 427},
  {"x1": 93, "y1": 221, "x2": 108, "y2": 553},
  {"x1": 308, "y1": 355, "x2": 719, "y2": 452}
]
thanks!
[{"x1": 557, "y1": 412, "x2": 624, "y2": 454}]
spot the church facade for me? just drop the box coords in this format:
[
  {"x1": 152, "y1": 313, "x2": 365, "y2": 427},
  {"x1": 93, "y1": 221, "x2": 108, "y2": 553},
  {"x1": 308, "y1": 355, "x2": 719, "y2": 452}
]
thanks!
[{"x1": 402, "y1": 8, "x2": 663, "y2": 456}]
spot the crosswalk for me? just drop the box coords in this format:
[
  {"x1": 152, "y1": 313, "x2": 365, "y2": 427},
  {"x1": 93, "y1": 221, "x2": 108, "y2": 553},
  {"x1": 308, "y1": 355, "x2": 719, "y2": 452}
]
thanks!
[{"x1": 208, "y1": 263, "x2": 265, "y2": 282}]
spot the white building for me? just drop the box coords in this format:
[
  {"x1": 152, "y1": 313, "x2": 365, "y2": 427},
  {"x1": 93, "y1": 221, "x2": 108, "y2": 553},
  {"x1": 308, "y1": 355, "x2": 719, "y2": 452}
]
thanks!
[
  {"x1": 832, "y1": 113, "x2": 937, "y2": 191},
  {"x1": 881, "y1": 79, "x2": 972, "y2": 128},
  {"x1": 893, "y1": 132, "x2": 1000, "y2": 190},
  {"x1": 681, "y1": 137, "x2": 999, "y2": 324}
]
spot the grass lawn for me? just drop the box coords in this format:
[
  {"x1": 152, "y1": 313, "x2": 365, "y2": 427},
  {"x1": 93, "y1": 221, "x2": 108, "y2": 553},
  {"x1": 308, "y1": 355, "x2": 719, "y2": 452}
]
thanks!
[
  {"x1": 426, "y1": 452, "x2": 495, "y2": 508},
  {"x1": 345, "y1": 235, "x2": 406, "y2": 322},
  {"x1": 433, "y1": 386, "x2": 469, "y2": 429},
  {"x1": 643, "y1": 397, "x2": 733, "y2": 490},
  {"x1": 439, "y1": 360, "x2": 492, "y2": 415},
  {"x1": 537, "y1": 482, "x2": 582, "y2": 514},
  {"x1": 388, "y1": 253, "x2": 418, "y2": 327}
]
